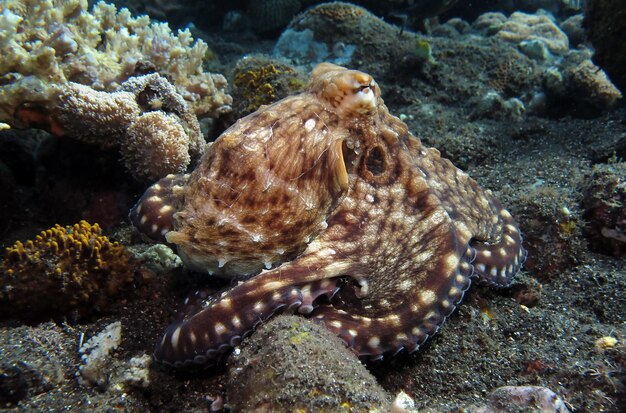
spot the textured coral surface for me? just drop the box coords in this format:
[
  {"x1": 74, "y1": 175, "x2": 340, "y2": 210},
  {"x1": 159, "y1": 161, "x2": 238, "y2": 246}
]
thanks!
[
  {"x1": 585, "y1": 0, "x2": 626, "y2": 94},
  {"x1": 0, "y1": 221, "x2": 138, "y2": 321},
  {"x1": 0, "y1": 0, "x2": 231, "y2": 120}
]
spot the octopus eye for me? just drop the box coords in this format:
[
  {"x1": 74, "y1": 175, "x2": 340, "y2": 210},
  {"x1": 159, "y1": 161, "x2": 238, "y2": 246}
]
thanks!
[
  {"x1": 355, "y1": 83, "x2": 372, "y2": 94},
  {"x1": 365, "y1": 146, "x2": 386, "y2": 176},
  {"x1": 340, "y1": 82, "x2": 377, "y2": 115}
]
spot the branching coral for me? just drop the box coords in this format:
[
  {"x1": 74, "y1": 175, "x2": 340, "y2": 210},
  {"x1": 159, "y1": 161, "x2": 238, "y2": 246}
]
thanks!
[
  {"x1": 0, "y1": 0, "x2": 232, "y2": 180},
  {"x1": 0, "y1": 221, "x2": 139, "y2": 321},
  {"x1": 0, "y1": 0, "x2": 231, "y2": 118}
]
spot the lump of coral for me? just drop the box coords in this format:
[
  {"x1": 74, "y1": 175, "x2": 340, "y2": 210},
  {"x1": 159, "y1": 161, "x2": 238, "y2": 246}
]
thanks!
[
  {"x1": 582, "y1": 163, "x2": 626, "y2": 258},
  {"x1": 247, "y1": 0, "x2": 302, "y2": 35},
  {"x1": 0, "y1": 0, "x2": 232, "y2": 180},
  {"x1": 543, "y1": 53, "x2": 622, "y2": 114},
  {"x1": 277, "y1": 2, "x2": 433, "y2": 79},
  {"x1": 490, "y1": 11, "x2": 570, "y2": 57},
  {"x1": 0, "y1": 221, "x2": 139, "y2": 321},
  {"x1": 231, "y1": 56, "x2": 306, "y2": 118},
  {"x1": 55, "y1": 74, "x2": 205, "y2": 180}
]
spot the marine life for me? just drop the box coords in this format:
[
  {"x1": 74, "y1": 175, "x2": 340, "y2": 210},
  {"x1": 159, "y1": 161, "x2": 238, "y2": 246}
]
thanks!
[
  {"x1": 130, "y1": 63, "x2": 526, "y2": 368},
  {"x1": 0, "y1": 221, "x2": 138, "y2": 321}
]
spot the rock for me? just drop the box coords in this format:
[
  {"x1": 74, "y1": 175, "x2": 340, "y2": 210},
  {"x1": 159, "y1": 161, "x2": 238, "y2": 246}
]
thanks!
[
  {"x1": 471, "y1": 385, "x2": 571, "y2": 413},
  {"x1": 226, "y1": 315, "x2": 391, "y2": 411}
]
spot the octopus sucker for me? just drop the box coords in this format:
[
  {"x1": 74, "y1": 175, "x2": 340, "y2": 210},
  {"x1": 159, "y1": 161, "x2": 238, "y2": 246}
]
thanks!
[{"x1": 131, "y1": 63, "x2": 526, "y2": 368}]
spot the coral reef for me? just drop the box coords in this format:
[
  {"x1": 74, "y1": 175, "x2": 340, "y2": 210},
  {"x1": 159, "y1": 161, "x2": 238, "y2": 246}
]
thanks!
[
  {"x1": 0, "y1": 0, "x2": 231, "y2": 119},
  {"x1": 0, "y1": 221, "x2": 139, "y2": 321},
  {"x1": 585, "y1": 0, "x2": 626, "y2": 94},
  {"x1": 231, "y1": 55, "x2": 306, "y2": 118},
  {"x1": 0, "y1": 0, "x2": 232, "y2": 180}
]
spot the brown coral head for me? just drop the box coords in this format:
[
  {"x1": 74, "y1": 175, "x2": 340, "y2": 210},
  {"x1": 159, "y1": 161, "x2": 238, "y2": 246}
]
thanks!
[{"x1": 309, "y1": 63, "x2": 380, "y2": 116}]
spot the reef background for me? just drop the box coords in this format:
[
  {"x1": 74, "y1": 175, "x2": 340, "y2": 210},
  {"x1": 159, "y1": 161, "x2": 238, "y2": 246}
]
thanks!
[{"x1": 1, "y1": 0, "x2": 624, "y2": 412}]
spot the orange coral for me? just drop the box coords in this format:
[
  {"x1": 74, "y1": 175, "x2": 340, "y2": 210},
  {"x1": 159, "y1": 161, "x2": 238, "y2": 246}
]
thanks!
[{"x1": 0, "y1": 221, "x2": 138, "y2": 321}]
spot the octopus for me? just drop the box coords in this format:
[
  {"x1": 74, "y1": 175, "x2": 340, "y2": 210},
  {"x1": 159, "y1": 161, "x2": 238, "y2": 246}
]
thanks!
[{"x1": 130, "y1": 63, "x2": 527, "y2": 368}]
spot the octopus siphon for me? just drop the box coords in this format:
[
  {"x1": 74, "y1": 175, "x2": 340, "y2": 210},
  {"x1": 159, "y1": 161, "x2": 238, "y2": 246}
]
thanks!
[{"x1": 130, "y1": 63, "x2": 527, "y2": 368}]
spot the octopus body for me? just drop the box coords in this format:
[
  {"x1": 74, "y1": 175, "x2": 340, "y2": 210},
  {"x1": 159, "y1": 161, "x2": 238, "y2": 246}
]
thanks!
[{"x1": 130, "y1": 63, "x2": 526, "y2": 368}]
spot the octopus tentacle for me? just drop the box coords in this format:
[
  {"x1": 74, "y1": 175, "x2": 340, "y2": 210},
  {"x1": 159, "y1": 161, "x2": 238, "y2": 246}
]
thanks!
[
  {"x1": 305, "y1": 202, "x2": 475, "y2": 359},
  {"x1": 471, "y1": 208, "x2": 527, "y2": 287},
  {"x1": 129, "y1": 173, "x2": 189, "y2": 242},
  {"x1": 312, "y1": 268, "x2": 475, "y2": 360},
  {"x1": 154, "y1": 253, "x2": 352, "y2": 368}
]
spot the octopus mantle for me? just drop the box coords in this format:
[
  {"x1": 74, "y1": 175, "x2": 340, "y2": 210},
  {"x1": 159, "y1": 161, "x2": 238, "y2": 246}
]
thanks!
[{"x1": 130, "y1": 63, "x2": 526, "y2": 369}]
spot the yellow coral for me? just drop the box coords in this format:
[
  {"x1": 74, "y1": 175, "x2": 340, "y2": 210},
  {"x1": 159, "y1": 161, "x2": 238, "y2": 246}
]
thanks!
[
  {"x1": 0, "y1": 221, "x2": 138, "y2": 320},
  {"x1": 233, "y1": 58, "x2": 306, "y2": 115},
  {"x1": 234, "y1": 64, "x2": 280, "y2": 110}
]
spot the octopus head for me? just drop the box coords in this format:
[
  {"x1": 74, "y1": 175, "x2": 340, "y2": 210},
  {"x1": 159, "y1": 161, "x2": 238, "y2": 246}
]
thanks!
[
  {"x1": 309, "y1": 63, "x2": 380, "y2": 117},
  {"x1": 129, "y1": 64, "x2": 398, "y2": 278}
]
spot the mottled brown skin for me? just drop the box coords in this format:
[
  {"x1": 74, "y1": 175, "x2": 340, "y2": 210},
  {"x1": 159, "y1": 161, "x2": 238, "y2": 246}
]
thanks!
[{"x1": 130, "y1": 63, "x2": 526, "y2": 368}]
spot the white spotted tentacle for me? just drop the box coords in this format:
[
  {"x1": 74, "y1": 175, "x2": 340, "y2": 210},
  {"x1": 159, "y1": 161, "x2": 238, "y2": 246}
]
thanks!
[
  {"x1": 153, "y1": 276, "x2": 340, "y2": 368},
  {"x1": 129, "y1": 173, "x2": 189, "y2": 242},
  {"x1": 471, "y1": 208, "x2": 527, "y2": 288},
  {"x1": 310, "y1": 249, "x2": 474, "y2": 361}
]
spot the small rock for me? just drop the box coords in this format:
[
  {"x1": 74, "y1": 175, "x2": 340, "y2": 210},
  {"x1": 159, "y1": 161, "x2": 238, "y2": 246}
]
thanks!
[
  {"x1": 519, "y1": 39, "x2": 552, "y2": 61},
  {"x1": 226, "y1": 315, "x2": 391, "y2": 411},
  {"x1": 78, "y1": 321, "x2": 122, "y2": 388},
  {"x1": 391, "y1": 391, "x2": 419, "y2": 413},
  {"x1": 471, "y1": 385, "x2": 571, "y2": 413}
]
